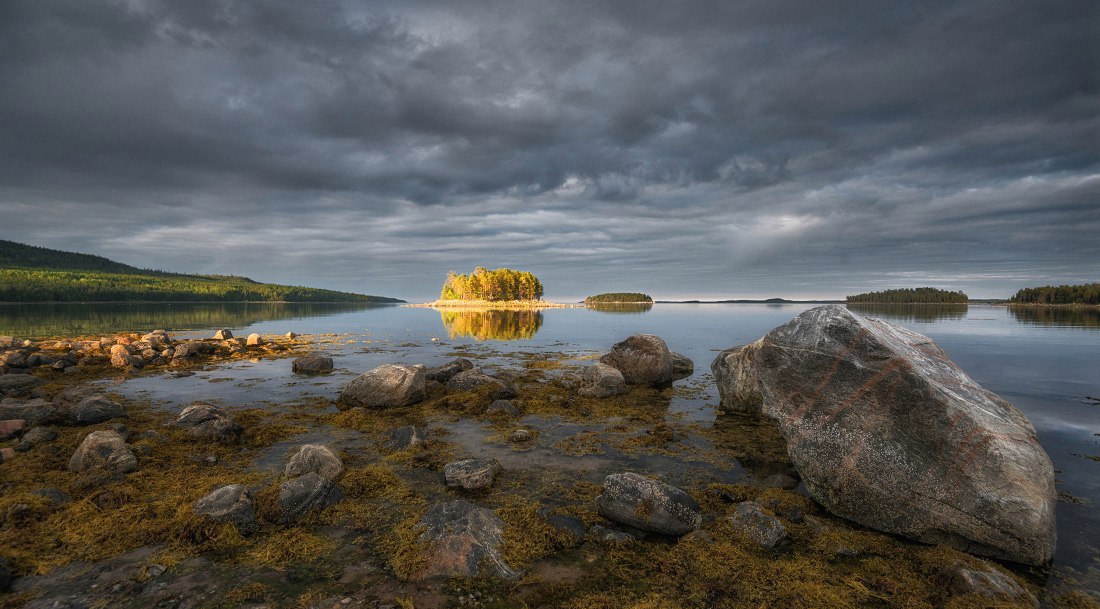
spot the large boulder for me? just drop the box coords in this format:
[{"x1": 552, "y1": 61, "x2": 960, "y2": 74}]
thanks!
[
  {"x1": 291, "y1": 353, "x2": 333, "y2": 375},
  {"x1": 728, "y1": 501, "x2": 790, "y2": 549},
  {"x1": 193, "y1": 484, "x2": 256, "y2": 533},
  {"x1": 444, "y1": 458, "x2": 503, "y2": 490},
  {"x1": 279, "y1": 472, "x2": 342, "y2": 523},
  {"x1": 173, "y1": 403, "x2": 243, "y2": 444},
  {"x1": 416, "y1": 499, "x2": 518, "y2": 580},
  {"x1": 599, "y1": 334, "x2": 673, "y2": 386},
  {"x1": 337, "y1": 364, "x2": 426, "y2": 410},
  {"x1": 285, "y1": 444, "x2": 344, "y2": 480},
  {"x1": 596, "y1": 472, "x2": 701, "y2": 536},
  {"x1": 68, "y1": 430, "x2": 138, "y2": 474},
  {"x1": 711, "y1": 305, "x2": 1056, "y2": 566},
  {"x1": 445, "y1": 369, "x2": 517, "y2": 400},
  {"x1": 65, "y1": 396, "x2": 126, "y2": 426},
  {"x1": 578, "y1": 363, "x2": 627, "y2": 398}
]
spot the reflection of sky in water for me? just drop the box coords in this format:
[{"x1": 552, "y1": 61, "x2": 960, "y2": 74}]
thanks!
[{"x1": 76, "y1": 302, "x2": 1099, "y2": 576}]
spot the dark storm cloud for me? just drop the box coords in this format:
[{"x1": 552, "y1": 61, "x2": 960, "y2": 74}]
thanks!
[{"x1": 0, "y1": 0, "x2": 1096, "y2": 299}]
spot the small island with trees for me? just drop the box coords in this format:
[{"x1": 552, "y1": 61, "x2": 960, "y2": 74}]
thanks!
[
  {"x1": 1009, "y1": 283, "x2": 1100, "y2": 306},
  {"x1": 846, "y1": 287, "x2": 968, "y2": 304},
  {"x1": 415, "y1": 267, "x2": 577, "y2": 309},
  {"x1": 584, "y1": 292, "x2": 653, "y2": 305}
]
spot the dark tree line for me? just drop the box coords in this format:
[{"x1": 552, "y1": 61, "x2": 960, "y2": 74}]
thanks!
[
  {"x1": 846, "y1": 288, "x2": 968, "y2": 304},
  {"x1": 585, "y1": 292, "x2": 653, "y2": 303},
  {"x1": 439, "y1": 267, "x2": 544, "y2": 301},
  {"x1": 1010, "y1": 283, "x2": 1100, "y2": 305}
]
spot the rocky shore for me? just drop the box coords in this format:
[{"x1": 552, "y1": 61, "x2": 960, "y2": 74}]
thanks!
[{"x1": 0, "y1": 312, "x2": 1091, "y2": 609}]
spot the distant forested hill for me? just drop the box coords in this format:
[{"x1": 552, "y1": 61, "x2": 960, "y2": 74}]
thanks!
[
  {"x1": 846, "y1": 287, "x2": 968, "y2": 304},
  {"x1": 0, "y1": 239, "x2": 402, "y2": 303},
  {"x1": 1010, "y1": 283, "x2": 1100, "y2": 305}
]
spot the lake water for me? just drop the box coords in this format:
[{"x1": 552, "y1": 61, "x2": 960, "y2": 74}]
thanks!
[{"x1": 4, "y1": 302, "x2": 1098, "y2": 595}]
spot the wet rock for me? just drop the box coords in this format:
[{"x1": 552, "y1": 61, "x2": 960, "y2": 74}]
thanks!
[
  {"x1": 728, "y1": 501, "x2": 790, "y2": 549},
  {"x1": 173, "y1": 403, "x2": 243, "y2": 444},
  {"x1": 245, "y1": 333, "x2": 264, "y2": 346},
  {"x1": 109, "y1": 344, "x2": 142, "y2": 368},
  {"x1": 444, "y1": 458, "x2": 503, "y2": 490},
  {"x1": 0, "y1": 374, "x2": 45, "y2": 398},
  {"x1": 68, "y1": 430, "x2": 138, "y2": 475},
  {"x1": 417, "y1": 499, "x2": 518, "y2": 580},
  {"x1": 384, "y1": 425, "x2": 427, "y2": 452},
  {"x1": 596, "y1": 472, "x2": 701, "y2": 536},
  {"x1": 279, "y1": 472, "x2": 342, "y2": 524},
  {"x1": 0, "y1": 350, "x2": 28, "y2": 368},
  {"x1": 32, "y1": 487, "x2": 71, "y2": 504},
  {"x1": 0, "y1": 555, "x2": 11, "y2": 592},
  {"x1": 546, "y1": 514, "x2": 586, "y2": 547},
  {"x1": 213, "y1": 329, "x2": 233, "y2": 340},
  {"x1": 0, "y1": 336, "x2": 15, "y2": 349},
  {"x1": 0, "y1": 447, "x2": 14, "y2": 463},
  {"x1": 16, "y1": 427, "x2": 58, "y2": 451},
  {"x1": 670, "y1": 352, "x2": 694, "y2": 380},
  {"x1": 711, "y1": 305, "x2": 1057, "y2": 566},
  {"x1": 590, "y1": 525, "x2": 636, "y2": 546},
  {"x1": 577, "y1": 363, "x2": 628, "y2": 398},
  {"x1": 285, "y1": 331, "x2": 297, "y2": 339},
  {"x1": 599, "y1": 334, "x2": 674, "y2": 386},
  {"x1": 193, "y1": 484, "x2": 256, "y2": 533},
  {"x1": 425, "y1": 358, "x2": 473, "y2": 383},
  {"x1": 508, "y1": 429, "x2": 532, "y2": 443},
  {"x1": 760, "y1": 473, "x2": 799, "y2": 490},
  {"x1": 141, "y1": 330, "x2": 172, "y2": 349},
  {"x1": 0, "y1": 419, "x2": 24, "y2": 441},
  {"x1": 445, "y1": 369, "x2": 517, "y2": 400},
  {"x1": 486, "y1": 399, "x2": 521, "y2": 417},
  {"x1": 291, "y1": 353, "x2": 333, "y2": 375},
  {"x1": 942, "y1": 563, "x2": 1038, "y2": 608},
  {"x1": 337, "y1": 364, "x2": 427, "y2": 410},
  {"x1": 0, "y1": 397, "x2": 57, "y2": 425},
  {"x1": 66, "y1": 396, "x2": 126, "y2": 426},
  {"x1": 285, "y1": 444, "x2": 344, "y2": 480}
]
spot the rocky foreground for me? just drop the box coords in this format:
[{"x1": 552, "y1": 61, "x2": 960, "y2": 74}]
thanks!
[{"x1": 0, "y1": 318, "x2": 1090, "y2": 609}]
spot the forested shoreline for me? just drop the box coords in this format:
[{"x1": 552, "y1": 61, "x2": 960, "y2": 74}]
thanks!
[{"x1": 846, "y1": 287, "x2": 968, "y2": 304}]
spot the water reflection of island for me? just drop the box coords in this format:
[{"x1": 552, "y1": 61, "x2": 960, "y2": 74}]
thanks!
[
  {"x1": 586, "y1": 302, "x2": 654, "y2": 314},
  {"x1": 1008, "y1": 306, "x2": 1100, "y2": 328},
  {"x1": 439, "y1": 308, "x2": 544, "y2": 340},
  {"x1": 846, "y1": 303, "x2": 968, "y2": 323}
]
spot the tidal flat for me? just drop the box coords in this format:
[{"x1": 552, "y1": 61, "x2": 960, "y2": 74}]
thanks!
[{"x1": 0, "y1": 303, "x2": 1098, "y2": 609}]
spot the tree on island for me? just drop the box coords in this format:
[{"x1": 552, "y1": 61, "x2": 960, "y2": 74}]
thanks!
[
  {"x1": 585, "y1": 292, "x2": 653, "y2": 304},
  {"x1": 1010, "y1": 283, "x2": 1100, "y2": 305},
  {"x1": 439, "y1": 267, "x2": 544, "y2": 301},
  {"x1": 846, "y1": 287, "x2": 968, "y2": 304}
]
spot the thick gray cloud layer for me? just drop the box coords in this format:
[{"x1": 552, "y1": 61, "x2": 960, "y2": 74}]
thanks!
[{"x1": 1, "y1": 0, "x2": 1097, "y2": 299}]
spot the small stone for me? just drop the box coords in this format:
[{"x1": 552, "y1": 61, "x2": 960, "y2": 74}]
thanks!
[
  {"x1": 486, "y1": 399, "x2": 521, "y2": 417},
  {"x1": 445, "y1": 369, "x2": 517, "y2": 400},
  {"x1": 279, "y1": 472, "x2": 342, "y2": 523},
  {"x1": 68, "y1": 430, "x2": 138, "y2": 475},
  {"x1": 173, "y1": 403, "x2": 243, "y2": 444},
  {"x1": 193, "y1": 484, "x2": 256, "y2": 533},
  {"x1": 66, "y1": 395, "x2": 126, "y2": 426},
  {"x1": 578, "y1": 363, "x2": 628, "y2": 398},
  {"x1": 670, "y1": 351, "x2": 694, "y2": 380},
  {"x1": 213, "y1": 329, "x2": 233, "y2": 340},
  {"x1": 425, "y1": 358, "x2": 474, "y2": 383},
  {"x1": 285, "y1": 331, "x2": 298, "y2": 339},
  {"x1": 384, "y1": 425, "x2": 427, "y2": 452},
  {"x1": 285, "y1": 444, "x2": 344, "y2": 480},
  {"x1": 728, "y1": 501, "x2": 790, "y2": 550},
  {"x1": 508, "y1": 429, "x2": 532, "y2": 443},
  {"x1": 546, "y1": 514, "x2": 586, "y2": 547},
  {"x1": 292, "y1": 353, "x2": 334, "y2": 375},
  {"x1": 245, "y1": 333, "x2": 264, "y2": 346},
  {"x1": 943, "y1": 563, "x2": 1038, "y2": 608},
  {"x1": 0, "y1": 419, "x2": 25, "y2": 441},
  {"x1": 444, "y1": 458, "x2": 503, "y2": 490},
  {"x1": 16, "y1": 426, "x2": 58, "y2": 452},
  {"x1": 0, "y1": 447, "x2": 14, "y2": 463},
  {"x1": 760, "y1": 473, "x2": 799, "y2": 490}
]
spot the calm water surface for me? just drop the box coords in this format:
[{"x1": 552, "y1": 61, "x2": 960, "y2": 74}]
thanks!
[{"x1": 5, "y1": 302, "x2": 1099, "y2": 592}]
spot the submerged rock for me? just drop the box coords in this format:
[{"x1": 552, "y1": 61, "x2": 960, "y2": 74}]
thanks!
[
  {"x1": 384, "y1": 425, "x2": 427, "y2": 452},
  {"x1": 596, "y1": 472, "x2": 701, "y2": 536},
  {"x1": 337, "y1": 364, "x2": 427, "y2": 410},
  {"x1": 279, "y1": 472, "x2": 342, "y2": 523},
  {"x1": 68, "y1": 430, "x2": 137, "y2": 475},
  {"x1": 173, "y1": 403, "x2": 243, "y2": 444},
  {"x1": 942, "y1": 563, "x2": 1038, "y2": 607},
  {"x1": 728, "y1": 501, "x2": 790, "y2": 549},
  {"x1": 416, "y1": 499, "x2": 518, "y2": 580},
  {"x1": 425, "y1": 358, "x2": 473, "y2": 383},
  {"x1": 193, "y1": 484, "x2": 256, "y2": 533},
  {"x1": 285, "y1": 444, "x2": 344, "y2": 480},
  {"x1": 599, "y1": 334, "x2": 673, "y2": 386},
  {"x1": 670, "y1": 352, "x2": 694, "y2": 380},
  {"x1": 711, "y1": 305, "x2": 1057, "y2": 565},
  {"x1": 485, "y1": 399, "x2": 521, "y2": 417},
  {"x1": 445, "y1": 369, "x2": 517, "y2": 400},
  {"x1": 291, "y1": 353, "x2": 333, "y2": 375},
  {"x1": 578, "y1": 363, "x2": 628, "y2": 398},
  {"x1": 444, "y1": 458, "x2": 503, "y2": 490}
]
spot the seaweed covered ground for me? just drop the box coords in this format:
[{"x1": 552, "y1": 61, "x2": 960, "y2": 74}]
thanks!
[{"x1": 1, "y1": 331, "x2": 1097, "y2": 609}]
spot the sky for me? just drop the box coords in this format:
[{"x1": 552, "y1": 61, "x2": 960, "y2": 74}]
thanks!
[{"x1": 0, "y1": 1, "x2": 1097, "y2": 301}]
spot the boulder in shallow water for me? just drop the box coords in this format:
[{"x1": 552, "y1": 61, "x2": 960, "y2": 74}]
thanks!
[
  {"x1": 173, "y1": 403, "x2": 243, "y2": 444},
  {"x1": 578, "y1": 363, "x2": 628, "y2": 398},
  {"x1": 425, "y1": 358, "x2": 473, "y2": 383},
  {"x1": 337, "y1": 364, "x2": 426, "y2": 410},
  {"x1": 416, "y1": 499, "x2": 518, "y2": 580},
  {"x1": 291, "y1": 353, "x2": 333, "y2": 375},
  {"x1": 245, "y1": 333, "x2": 264, "y2": 346},
  {"x1": 384, "y1": 425, "x2": 426, "y2": 452},
  {"x1": 285, "y1": 444, "x2": 344, "y2": 480},
  {"x1": 193, "y1": 484, "x2": 256, "y2": 533},
  {"x1": 213, "y1": 329, "x2": 233, "y2": 340},
  {"x1": 445, "y1": 369, "x2": 517, "y2": 400},
  {"x1": 599, "y1": 334, "x2": 673, "y2": 386},
  {"x1": 444, "y1": 458, "x2": 503, "y2": 490},
  {"x1": 670, "y1": 352, "x2": 693, "y2": 380},
  {"x1": 711, "y1": 305, "x2": 1056, "y2": 566},
  {"x1": 596, "y1": 472, "x2": 701, "y2": 536},
  {"x1": 279, "y1": 472, "x2": 342, "y2": 523}
]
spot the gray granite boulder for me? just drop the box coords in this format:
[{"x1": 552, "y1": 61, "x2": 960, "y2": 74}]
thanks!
[
  {"x1": 445, "y1": 369, "x2": 517, "y2": 400},
  {"x1": 291, "y1": 353, "x2": 333, "y2": 375},
  {"x1": 66, "y1": 396, "x2": 126, "y2": 426},
  {"x1": 173, "y1": 403, "x2": 243, "y2": 444},
  {"x1": 728, "y1": 501, "x2": 790, "y2": 549},
  {"x1": 416, "y1": 499, "x2": 518, "y2": 580},
  {"x1": 384, "y1": 425, "x2": 427, "y2": 452},
  {"x1": 68, "y1": 430, "x2": 137, "y2": 474},
  {"x1": 578, "y1": 363, "x2": 628, "y2": 398},
  {"x1": 425, "y1": 358, "x2": 473, "y2": 383},
  {"x1": 444, "y1": 458, "x2": 503, "y2": 490},
  {"x1": 711, "y1": 305, "x2": 1057, "y2": 566},
  {"x1": 337, "y1": 364, "x2": 426, "y2": 410},
  {"x1": 285, "y1": 444, "x2": 344, "y2": 480},
  {"x1": 279, "y1": 472, "x2": 342, "y2": 524},
  {"x1": 599, "y1": 334, "x2": 673, "y2": 386},
  {"x1": 942, "y1": 563, "x2": 1038, "y2": 607},
  {"x1": 0, "y1": 374, "x2": 44, "y2": 398},
  {"x1": 485, "y1": 399, "x2": 521, "y2": 417},
  {"x1": 670, "y1": 352, "x2": 693, "y2": 380},
  {"x1": 596, "y1": 472, "x2": 701, "y2": 536},
  {"x1": 193, "y1": 484, "x2": 256, "y2": 533},
  {"x1": 16, "y1": 427, "x2": 58, "y2": 452},
  {"x1": 0, "y1": 398, "x2": 57, "y2": 425}
]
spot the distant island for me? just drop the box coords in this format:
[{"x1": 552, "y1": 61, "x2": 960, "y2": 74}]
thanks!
[
  {"x1": 1009, "y1": 283, "x2": 1100, "y2": 306},
  {"x1": 846, "y1": 287, "x2": 968, "y2": 304},
  {"x1": 413, "y1": 267, "x2": 576, "y2": 308},
  {"x1": 0, "y1": 239, "x2": 402, "y2": 303},
  {"x1": 585, "y1": 292, "x2": 653, "y2": 304}
]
